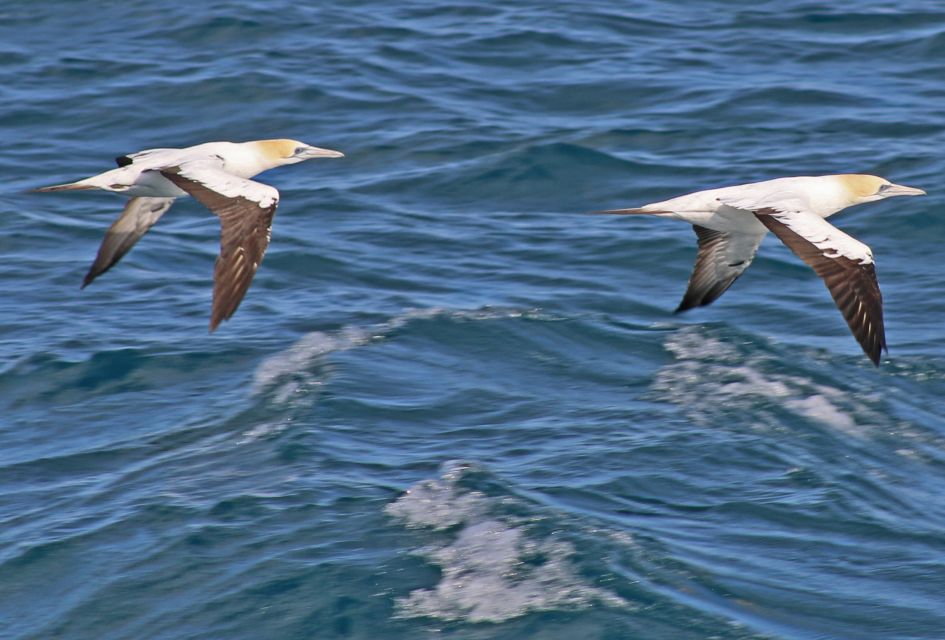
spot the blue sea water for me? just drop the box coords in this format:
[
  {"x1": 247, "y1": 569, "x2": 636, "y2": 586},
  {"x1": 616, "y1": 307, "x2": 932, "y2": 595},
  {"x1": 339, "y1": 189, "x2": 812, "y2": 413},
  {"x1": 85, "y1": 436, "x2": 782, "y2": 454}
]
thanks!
[{"x1": 2, "y1": 1, "x2": 945, "y2": 638}]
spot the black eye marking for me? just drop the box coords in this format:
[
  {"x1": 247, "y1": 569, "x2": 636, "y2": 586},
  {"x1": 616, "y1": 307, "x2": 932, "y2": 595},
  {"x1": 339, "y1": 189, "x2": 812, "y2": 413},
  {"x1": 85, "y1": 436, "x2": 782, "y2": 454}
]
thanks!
[
  {"x1": 877, "y1": 184, "x2": 891, "y2": 193},
  {"x1": 294, "y1": 146, "x2": 306, "y2": 155}
]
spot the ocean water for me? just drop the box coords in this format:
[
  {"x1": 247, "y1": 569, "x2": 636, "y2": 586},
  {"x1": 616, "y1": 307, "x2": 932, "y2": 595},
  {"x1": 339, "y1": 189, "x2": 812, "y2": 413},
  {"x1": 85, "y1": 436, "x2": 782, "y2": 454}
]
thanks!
[{"x1": 2, "y1": 1, "x2": 945, "y2": 638}]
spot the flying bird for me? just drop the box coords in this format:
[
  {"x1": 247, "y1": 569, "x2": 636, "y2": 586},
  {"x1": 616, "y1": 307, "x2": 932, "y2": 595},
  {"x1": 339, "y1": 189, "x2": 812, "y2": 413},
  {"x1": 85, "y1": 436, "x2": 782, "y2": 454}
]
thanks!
[
  {"x1": 34, "y1": 139, "x2": 344, "y2": 331},
  {"x1": 599, "y1": 174, "x2": 925, "y2": 365}
]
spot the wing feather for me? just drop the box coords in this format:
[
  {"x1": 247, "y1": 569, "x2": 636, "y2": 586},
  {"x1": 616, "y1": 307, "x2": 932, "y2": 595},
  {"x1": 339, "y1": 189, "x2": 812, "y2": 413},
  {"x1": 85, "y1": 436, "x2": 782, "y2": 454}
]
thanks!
[
  {"x1": 161, "y1": 164, "x2": 279, "y2": 331},
  {"x1": 82, "y1": 196, "x2": 176, "y2": 288},
  {"x1": 754, "y1": 207, "x2": 886, "y2": 365},
  {"x1": 676, "y1": 226, "x2": 766, "y2": 312}
]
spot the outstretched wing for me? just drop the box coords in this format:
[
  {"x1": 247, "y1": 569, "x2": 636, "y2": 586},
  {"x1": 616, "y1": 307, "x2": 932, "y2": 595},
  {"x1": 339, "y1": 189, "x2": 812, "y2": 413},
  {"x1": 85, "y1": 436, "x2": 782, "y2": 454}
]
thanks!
[
  {"x1": 754, "y1": 207, "x2": 885, "y2": 366},
  {"x1": 676, "y1": 226, "x2": 766, "y2": 312},
  {"x1": 82, "y1": 196, "x2": 176, "y2": 288},
  {"x1": 161, "y1": 163, "x2": 280, "y2": 332}
]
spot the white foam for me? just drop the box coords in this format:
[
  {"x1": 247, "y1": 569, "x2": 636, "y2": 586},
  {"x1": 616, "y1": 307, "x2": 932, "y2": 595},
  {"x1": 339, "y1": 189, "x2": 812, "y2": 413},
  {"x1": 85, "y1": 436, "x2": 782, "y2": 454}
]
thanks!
[
  {"x1": 386, "y1": 462, "x2": 627, "y2": 623},
  {"x1": 652, "y1": 327, "x2": 882, "y2": 435},
  {"x1": 386, "y1": 475, "x2": 489, "y2": 531},
  {"x1": 785, "y1": 394, "x2": 857, "y2": 433},
  {"x1": 251, "y1": 306, "x2": 547, "y2": 405},
  {"x1": 251, "y1": 327, "x2": 371, "y2": 397},
  {"x1": 236, "y1": 420, "x2": 289, "y2": 445}
]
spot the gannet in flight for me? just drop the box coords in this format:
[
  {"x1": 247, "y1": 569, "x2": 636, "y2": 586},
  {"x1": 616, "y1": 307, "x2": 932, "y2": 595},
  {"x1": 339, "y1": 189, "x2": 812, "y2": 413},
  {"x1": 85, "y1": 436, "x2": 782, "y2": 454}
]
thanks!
[
  {"x1": 34, "y1": 139, "x2": 344, "y2": 331},
  {"x1": 599, "y1": 175, "x2": 925, "y2": 365}
]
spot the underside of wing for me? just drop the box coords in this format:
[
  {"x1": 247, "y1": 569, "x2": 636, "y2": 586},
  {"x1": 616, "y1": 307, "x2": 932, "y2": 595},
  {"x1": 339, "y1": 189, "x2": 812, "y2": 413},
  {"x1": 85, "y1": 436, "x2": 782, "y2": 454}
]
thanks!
[
  {"x1": 754, "y1": 207, "x2": 886, "y2": 365},
  {"x1": 676, "y1": 226, "x2": 766, "y2": 312},
  {"x1": 82, "y1": 196, "x2": 176, "y2": 288},
  {"x1": 160, "y1": 164, "x2": 279, "y2": 331}
]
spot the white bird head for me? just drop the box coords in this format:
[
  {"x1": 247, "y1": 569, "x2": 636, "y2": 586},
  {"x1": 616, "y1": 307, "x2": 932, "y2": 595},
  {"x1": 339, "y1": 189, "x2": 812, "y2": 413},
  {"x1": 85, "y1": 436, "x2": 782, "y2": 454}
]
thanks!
[
  {"x1": 254, "y1": 139, "x2": 345, "y2": 168},
  {"x1": 839, "y1": 174, "x2": 926, "y2": 205}
]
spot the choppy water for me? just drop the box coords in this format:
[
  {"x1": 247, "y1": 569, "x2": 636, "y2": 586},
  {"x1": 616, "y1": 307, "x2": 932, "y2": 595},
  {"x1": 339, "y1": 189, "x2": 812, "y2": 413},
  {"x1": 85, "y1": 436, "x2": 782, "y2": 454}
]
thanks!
[{"x1": 3, "y1": 2, "x2": 945, "y2": 638}]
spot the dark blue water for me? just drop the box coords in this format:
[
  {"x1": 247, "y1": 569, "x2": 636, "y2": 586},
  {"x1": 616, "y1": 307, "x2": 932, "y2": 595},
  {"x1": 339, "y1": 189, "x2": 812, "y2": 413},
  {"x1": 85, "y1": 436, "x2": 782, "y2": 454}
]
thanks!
[{"x1": 3, "y1": 2, "x2": 945, "y2": 638}]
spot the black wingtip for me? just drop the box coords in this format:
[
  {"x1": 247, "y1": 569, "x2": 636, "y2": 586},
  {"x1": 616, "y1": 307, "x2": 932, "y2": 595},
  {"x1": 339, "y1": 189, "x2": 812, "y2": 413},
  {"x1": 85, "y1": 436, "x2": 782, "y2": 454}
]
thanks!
[
  {"x1": 868, "y1": 344, "x2": 888, "y2": 367},
  {"x1": 674, "y1": 293, "x2": 704, "y2": 314},
  {"x1": 81, "y1": 263, "x2": 106, "y2": 289}
]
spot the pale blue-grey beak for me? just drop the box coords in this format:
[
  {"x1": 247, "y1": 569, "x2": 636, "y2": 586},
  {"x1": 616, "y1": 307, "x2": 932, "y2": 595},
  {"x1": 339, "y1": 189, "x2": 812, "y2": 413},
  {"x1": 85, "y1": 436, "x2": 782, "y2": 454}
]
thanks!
[
  {"x1": 299, "y1": 145, "x2": 344, "y2": 159},
  {"x1": 882, "y1": 183, "x2": 926, "y2": 197}
]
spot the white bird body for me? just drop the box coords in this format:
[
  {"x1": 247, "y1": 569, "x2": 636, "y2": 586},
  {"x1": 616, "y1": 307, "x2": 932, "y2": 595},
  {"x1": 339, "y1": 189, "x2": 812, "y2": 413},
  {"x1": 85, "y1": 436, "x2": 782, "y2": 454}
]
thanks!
[
  {"x1": 60, "y1": 141, "x2": 327, "y2": 197},
  {"x1": 34, "y1": 138, "x2": 344, "y2": 331},
  {"x1": 600, "y1": 174, "x2": 926, "y2": 365},
  {"x1": 640, "y1": 175, "x2": 887, "y2": 227}
]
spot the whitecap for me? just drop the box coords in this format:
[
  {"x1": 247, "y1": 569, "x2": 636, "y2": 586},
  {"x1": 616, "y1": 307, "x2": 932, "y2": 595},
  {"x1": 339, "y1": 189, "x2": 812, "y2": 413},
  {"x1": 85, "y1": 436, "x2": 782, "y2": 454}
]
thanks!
[
  {"x1": 251, "y1": 306, "x2": 547, "y2": 406},
  {"x1": 651, "y1": 326, "x2": 884, "y2": 435},
  {"x1": 386, "y1": 462, "x2": 628, "y2": 623}
]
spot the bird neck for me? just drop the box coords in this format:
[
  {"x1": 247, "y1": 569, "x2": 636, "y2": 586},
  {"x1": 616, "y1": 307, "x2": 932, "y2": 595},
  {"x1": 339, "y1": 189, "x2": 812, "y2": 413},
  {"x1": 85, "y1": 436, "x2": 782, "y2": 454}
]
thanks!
[
  {"x1": 225, "y1": 143, "x2": 283, "y2": 179},
  {"x1": 809, "y1": 177, "x2": 863, "y2": 217}
]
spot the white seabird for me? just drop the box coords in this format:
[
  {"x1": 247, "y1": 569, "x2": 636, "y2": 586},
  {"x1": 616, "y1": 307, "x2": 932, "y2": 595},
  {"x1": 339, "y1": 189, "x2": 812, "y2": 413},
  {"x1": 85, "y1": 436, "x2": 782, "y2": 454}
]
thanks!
[
  {"x1": 34, "y1": 139, "x2": 344, "y2": 331},
  {"x1": 599, "y1": 174, "x2": 926, "y2": 365}
]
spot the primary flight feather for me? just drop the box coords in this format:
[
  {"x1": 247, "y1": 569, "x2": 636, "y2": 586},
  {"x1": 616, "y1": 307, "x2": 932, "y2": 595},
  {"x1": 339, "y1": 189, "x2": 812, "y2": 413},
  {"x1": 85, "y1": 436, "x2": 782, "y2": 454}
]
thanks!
[
  {"x1": 34, "y1": 139, "x2": 344, "y2": 331},
  {"x1": 599, "y1": 174, "x2": 925, "y2": 365}
]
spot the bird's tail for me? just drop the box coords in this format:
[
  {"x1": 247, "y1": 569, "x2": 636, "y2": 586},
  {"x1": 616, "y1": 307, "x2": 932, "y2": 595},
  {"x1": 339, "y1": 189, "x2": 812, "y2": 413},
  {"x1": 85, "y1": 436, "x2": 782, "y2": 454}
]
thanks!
[
  {"x1": 32, "y1": 180, "x2": 99, "y2": 193},
  {"x1": 593, "y1": 207, "x2": 670, "y2": 215}
]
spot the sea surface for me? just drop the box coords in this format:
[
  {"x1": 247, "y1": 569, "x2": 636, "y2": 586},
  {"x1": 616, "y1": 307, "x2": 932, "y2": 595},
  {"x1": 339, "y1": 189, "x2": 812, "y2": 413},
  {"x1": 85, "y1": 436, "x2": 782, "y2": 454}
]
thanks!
[{"x1": 2, "y1": 1, "x2": 945, "y2": 638}]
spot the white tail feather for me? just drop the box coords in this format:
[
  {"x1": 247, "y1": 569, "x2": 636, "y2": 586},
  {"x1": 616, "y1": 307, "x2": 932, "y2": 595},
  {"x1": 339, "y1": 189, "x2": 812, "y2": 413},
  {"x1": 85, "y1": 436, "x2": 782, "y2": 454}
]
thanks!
[{"x1": 32, "y1": 180, "x2": 98, "y2": 193}]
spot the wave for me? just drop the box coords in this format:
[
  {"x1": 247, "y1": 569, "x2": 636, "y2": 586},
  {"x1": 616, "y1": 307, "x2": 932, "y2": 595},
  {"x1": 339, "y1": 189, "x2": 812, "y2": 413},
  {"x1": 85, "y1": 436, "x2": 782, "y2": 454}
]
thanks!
[
  {"x1": 385, "y1": 461, "x2": 628, "y2": 623},
  {"x1": 650, "y1": 325, "x2": 887, "y2": 435},
  {"x1": 251, "y1": 306, "x2": 549, "y2": 407}
]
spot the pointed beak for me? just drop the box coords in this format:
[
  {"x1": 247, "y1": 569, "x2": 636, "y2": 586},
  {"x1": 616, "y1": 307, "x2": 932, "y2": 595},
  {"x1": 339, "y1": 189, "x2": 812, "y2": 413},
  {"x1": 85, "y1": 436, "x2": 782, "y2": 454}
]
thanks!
[
  {"x1": 883, "y1": 183, "x2": 926, "y2": 197},
  {"x1": 300, "y1": 146, "x2": 344, "y2": 159}
]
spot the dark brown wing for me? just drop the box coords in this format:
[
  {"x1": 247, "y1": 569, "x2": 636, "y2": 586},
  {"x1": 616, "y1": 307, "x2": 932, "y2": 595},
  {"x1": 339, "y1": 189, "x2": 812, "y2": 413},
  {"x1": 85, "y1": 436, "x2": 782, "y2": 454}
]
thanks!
[
  {"x1": 82, "y1": 197, "x2": 176, "y2": 288},
  {"x1": 755, "y1": 208, "x2": 886, "y2": 366},
  {"x1": 676, "y1": 226, "x2": 766, "y2": 312},
  {"x1": 161, "y1": 167, "x2": 279, "y2": 331}
]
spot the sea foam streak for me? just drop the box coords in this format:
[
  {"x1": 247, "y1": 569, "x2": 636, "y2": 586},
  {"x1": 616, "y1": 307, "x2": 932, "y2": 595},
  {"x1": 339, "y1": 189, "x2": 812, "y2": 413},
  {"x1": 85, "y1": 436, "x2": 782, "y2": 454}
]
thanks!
[
  {"x1": 385, "y1": 461, "x2": 627, "y2": 623},
  {"x1": 252, "y1": 306, "x2": 542, "y2": 404},
  {"x1": 651, "y1": 327, "x2": 884, "y2": 435}
]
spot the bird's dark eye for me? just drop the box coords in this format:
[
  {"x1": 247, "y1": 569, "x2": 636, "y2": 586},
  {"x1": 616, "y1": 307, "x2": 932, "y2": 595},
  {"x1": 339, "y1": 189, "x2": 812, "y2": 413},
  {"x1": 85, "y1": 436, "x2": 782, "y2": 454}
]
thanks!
[
  {"x1": 877, "y1": 183, "x2": 891, "y2": 193},
  {"x1": 294, "y1": 146, "x2": 306, "y2": 155}
]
